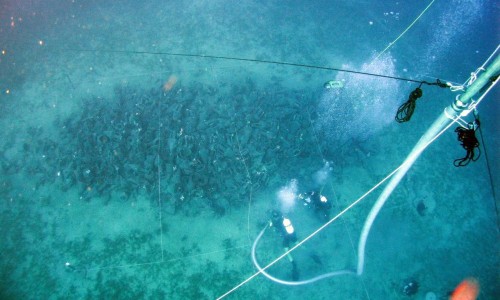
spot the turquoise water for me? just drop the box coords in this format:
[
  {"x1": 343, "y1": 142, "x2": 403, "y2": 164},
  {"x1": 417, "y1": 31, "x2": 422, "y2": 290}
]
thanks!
[{"x1": 1, "y1": 0, "x2": 498, "y2": 299}]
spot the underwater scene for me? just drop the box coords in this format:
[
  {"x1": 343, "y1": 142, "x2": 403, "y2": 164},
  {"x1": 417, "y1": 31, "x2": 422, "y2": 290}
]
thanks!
[{"x1": 0, "y1": 0, "x2": 498, "y2": 299}]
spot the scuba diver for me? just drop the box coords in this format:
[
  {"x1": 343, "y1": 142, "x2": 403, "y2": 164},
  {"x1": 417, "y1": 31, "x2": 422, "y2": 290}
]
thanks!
[
  {"x1": 269, "y1": 210, "x2": 300, "y2": 280},
  {"x1": 269, "y1": 210, "x2": 297, "y2": 249},
  {"x1": 298, "y1": 190, "x2": 332, "y2": 221}
]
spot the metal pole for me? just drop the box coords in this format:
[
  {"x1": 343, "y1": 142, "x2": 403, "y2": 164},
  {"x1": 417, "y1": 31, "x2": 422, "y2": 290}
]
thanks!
[
  {"x1": 446, "y1": 53, "x2": 500, "y2": 117},
  {"x1": 357, "y1": 50, "x2": 500, "y2": 275}
]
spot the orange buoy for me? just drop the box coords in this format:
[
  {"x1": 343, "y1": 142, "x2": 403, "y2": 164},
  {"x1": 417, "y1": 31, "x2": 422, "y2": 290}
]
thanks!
[{"x1": 450, "y1": 278, "x2": 479, "y2": 300}]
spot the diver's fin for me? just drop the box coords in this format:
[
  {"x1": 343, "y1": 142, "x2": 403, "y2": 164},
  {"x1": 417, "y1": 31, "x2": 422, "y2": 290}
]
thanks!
[{"x1": 291, "y1": 261, "x2": 300, "y2": 281}]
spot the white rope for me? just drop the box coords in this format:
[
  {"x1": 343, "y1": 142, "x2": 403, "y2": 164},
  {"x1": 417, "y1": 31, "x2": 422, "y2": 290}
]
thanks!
[
  {"x1": 455, "y1": 45, "x2": 500, "y2": 91},
  {"x1": 373, "y1": 0, "x2": 436, "y2": 61},
  {"x1": 83, "y1": 244, "x2": 249, "y2": 272},
  {"x1": 157, "y1": 92, "x2": 164, "y2": 261}
]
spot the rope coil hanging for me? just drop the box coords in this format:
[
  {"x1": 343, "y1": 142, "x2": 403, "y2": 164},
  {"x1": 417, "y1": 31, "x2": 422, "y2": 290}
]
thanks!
[
  {"x1": 453, "y1": 119, "x2": 481, "y2": 167},
  {"x1": 395, "y1": 79, "x2": 449, "y2": 123}
]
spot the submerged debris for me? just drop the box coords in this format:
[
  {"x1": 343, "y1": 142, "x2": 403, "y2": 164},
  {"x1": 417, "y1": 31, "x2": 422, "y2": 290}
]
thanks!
[{"x1": 402, "y1": 278, "x2": 419, "y2": 296}]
